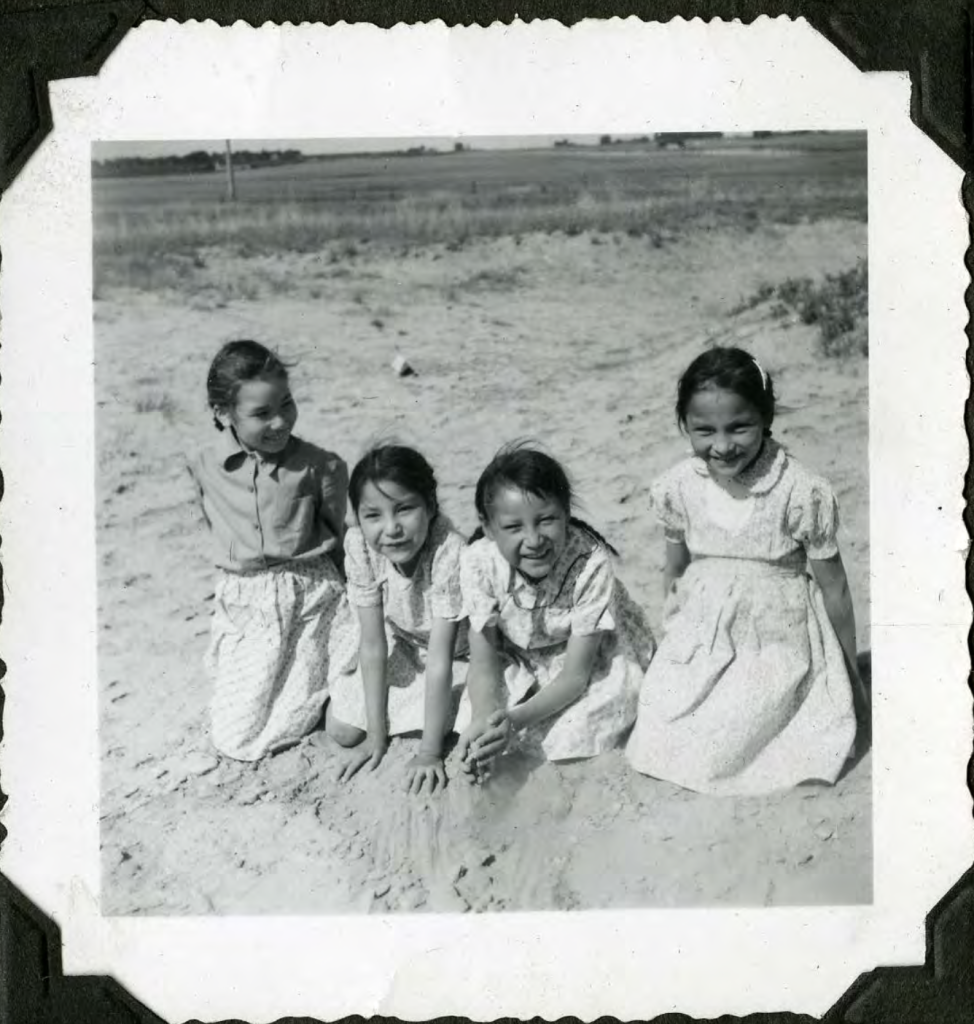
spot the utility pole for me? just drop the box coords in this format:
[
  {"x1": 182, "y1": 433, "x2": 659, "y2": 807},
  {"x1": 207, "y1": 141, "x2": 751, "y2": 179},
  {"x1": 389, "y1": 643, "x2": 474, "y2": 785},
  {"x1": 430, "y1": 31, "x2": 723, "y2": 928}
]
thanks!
[{"x1": 224, "y1": 139, "x2": 237, "y2": 201}]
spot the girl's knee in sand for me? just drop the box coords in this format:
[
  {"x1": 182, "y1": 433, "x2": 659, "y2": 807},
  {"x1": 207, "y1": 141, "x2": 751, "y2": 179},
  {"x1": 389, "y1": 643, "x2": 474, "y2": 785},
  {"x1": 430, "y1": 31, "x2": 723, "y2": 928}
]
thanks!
[{"x1": 324, "y1": 700, "x2": 367, "y2": 748}]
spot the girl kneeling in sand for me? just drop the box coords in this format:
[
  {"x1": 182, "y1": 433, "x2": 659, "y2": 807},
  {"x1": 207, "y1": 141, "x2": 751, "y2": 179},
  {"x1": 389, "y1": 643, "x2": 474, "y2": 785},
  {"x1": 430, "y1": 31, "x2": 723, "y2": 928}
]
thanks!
[
  {"x1": 626, "y1": 346, "x2": 869, "y2": 795},
  {"x1": 458, "y1": 444, "x2": 655, "y2": 772},
  {"x1": 189, "y1": 340, "x2": 356, "y2": 761},
  {"x1": 326, "y1": 445, "x2": 469, "y2": 794}
]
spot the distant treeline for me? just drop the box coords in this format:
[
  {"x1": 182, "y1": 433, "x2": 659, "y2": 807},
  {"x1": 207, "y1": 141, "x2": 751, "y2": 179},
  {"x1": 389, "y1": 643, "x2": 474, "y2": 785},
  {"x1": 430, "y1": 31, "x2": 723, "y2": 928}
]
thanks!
[
  {"x1": 92, "y1": 149, "x2": 306, "y2": 179},
  {"x1": 553, "y1": 133, "x2": 725, "y2": 149},
  {"x1": 93, "y1": 132, "x2": 833, "y2": 180},
  {"x1": 91, "y1": 144, "x2": 479, "y2": 179},
  {"x1": 555, "y1": 131, "x2": 822, "y2": 149}
]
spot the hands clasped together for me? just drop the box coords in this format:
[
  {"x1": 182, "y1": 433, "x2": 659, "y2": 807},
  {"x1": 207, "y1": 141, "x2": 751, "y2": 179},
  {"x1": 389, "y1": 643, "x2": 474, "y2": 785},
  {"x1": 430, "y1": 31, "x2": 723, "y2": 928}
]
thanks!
[
  {"x1": 456, "y1": 709, "x2": 516, "y2": 782},
  {"x1": 334, "y1": 709, "x2": 515, "y2": 794}
]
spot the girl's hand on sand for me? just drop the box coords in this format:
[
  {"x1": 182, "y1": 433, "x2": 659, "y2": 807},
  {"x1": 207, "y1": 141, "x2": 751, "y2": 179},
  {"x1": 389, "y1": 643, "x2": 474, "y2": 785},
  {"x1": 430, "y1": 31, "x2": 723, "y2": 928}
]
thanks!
[
  {"x1": 454, "y1": 723, "x2": 490, "y2": 784},
  {"x1": 336, "y1": 735, "x2": 388, "y2": 783},
  {"x1": 456, "y1": 722, "x2": 484, "y2": 765},
  {"x1": 404, "y1": 752, "x2": 447, "y2": 795},
  {"x1": 470, "y1": 710, "x2": 513, "y2": 761}
]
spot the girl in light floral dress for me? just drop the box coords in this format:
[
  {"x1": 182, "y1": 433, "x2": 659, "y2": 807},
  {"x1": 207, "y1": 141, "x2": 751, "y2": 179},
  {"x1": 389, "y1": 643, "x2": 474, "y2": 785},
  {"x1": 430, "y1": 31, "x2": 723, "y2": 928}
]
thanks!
[
  {"x1": 326, "y1": 445, "x2": 469, "y2": 795},
  {"x1": 458, "y1": 444, "x2": 655, "y2": 769},
  {"x1": 626, "y1": 346, "x2": 869, "y2": 795}
]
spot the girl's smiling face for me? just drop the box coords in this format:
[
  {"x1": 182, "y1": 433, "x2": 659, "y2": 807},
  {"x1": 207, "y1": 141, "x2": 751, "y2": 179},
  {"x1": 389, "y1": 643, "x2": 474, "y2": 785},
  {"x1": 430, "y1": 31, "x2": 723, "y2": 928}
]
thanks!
[
  {"x1": 357, "y1": 479, "x2": 432, "y2": 575},
  {"x1": 219, "y1": 374, "x2": 297, "y2": 455},
  {"x1": 684, "y1": 385, "x2": 766, "y2": 481},
  {"x1": 484, "y1": 487, "x2": 568, "y2": 580}
]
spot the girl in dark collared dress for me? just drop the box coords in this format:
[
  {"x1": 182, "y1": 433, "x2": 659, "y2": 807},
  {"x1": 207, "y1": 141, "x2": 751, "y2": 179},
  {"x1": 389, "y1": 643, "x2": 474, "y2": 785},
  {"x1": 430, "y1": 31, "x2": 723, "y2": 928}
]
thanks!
[{"x1": 189, "y1": 340, "x2": 356, "y2": 761}]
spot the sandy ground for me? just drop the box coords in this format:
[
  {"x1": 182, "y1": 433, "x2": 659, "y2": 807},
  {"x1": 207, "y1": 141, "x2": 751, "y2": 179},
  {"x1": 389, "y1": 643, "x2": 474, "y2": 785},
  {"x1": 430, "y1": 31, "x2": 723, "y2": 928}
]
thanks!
[{"x1": 96, "y1": 221, "x2": 871, "y2": 914}]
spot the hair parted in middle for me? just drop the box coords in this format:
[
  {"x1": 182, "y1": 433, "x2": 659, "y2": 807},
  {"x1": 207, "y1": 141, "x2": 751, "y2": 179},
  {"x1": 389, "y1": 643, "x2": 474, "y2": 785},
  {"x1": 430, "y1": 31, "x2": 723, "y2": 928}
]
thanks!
[
  {"x1": 349, "y1": 444, "x2": 439, "y2": 517},
  {"x1": 472, "y1": 441, "x2": 618, "y2": 555},
  {"x1": 675, "y1": 345, "x2": 776, "y2": 435}
]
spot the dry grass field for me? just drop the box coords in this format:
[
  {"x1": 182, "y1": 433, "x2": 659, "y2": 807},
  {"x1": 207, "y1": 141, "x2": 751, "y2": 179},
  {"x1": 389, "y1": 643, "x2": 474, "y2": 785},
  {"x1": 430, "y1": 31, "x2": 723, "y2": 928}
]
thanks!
[{"x1": 95, "y1": 133, "x2": 871, "y2": 914}]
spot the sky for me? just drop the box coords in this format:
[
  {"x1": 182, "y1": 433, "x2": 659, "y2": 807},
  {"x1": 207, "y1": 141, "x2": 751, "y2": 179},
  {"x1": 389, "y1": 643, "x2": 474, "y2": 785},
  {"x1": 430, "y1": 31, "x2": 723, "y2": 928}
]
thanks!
[{"x1": 92, "y1": 135, "x2": 643, "y2": 160}]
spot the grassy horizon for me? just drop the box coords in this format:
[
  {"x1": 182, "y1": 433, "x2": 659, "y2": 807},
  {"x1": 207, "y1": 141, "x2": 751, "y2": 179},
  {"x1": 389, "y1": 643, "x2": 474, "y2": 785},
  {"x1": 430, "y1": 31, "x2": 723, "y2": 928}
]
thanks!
[{"x1": 93, "y1": 138, "x2": 867, "y2": 295}]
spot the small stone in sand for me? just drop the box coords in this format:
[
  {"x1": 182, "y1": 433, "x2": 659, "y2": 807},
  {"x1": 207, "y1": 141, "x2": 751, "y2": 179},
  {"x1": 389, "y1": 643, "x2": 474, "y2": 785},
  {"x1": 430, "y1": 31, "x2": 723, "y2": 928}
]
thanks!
[
  {"x1": 814, "y1": 825, "x2": 835, "y2": 841},
  {"x1": 391, "y1": 354, "x2": 416, "y2": 377},
  {"x1": 373, "y1": 882, "x2": 391, "y2": 899}
]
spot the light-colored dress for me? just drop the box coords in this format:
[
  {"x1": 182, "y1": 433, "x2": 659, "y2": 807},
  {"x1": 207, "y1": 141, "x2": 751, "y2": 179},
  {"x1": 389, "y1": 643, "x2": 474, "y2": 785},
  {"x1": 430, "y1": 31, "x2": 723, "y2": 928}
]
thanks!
[
  {"x1": 205, "y1": 559, "x2": 357, "y2": 760},
  {"x1": 626, "y1": 440, "x2": 857, "y2": 795},
  {"x1": 460, "y1": 526, "x2": 655, "y2": 760},
  {"x1": 328, "y1": 514, "x2": 470, "y2": 736}
]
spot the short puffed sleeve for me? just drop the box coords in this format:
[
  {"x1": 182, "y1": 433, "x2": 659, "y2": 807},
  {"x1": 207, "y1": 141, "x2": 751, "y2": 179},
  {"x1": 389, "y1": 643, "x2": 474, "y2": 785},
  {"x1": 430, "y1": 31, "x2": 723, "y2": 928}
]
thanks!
[
  {"x1": 650, "y1": 468, "x2": 687, "y2": 544},
  {"x1": 786, "y1": 470, "x2": 840, "y2": 560},
  {"x1": 429, "y1": 526, "x2": 466, "y2": 622},
  {"x1": 344, "y1": 527, "x2": 383, "y2": 607},
  {"x1": 459, "y1": 541, "x2": 501, "y2": 632},
  {"x1": 570, "y1": 546, "x2": 617, "y2": 635}
]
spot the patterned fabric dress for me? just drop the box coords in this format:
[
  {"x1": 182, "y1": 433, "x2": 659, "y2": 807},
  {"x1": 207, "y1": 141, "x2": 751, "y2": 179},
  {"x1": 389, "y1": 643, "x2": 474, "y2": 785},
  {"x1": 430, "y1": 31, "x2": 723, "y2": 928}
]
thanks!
[
  {"x1": 460, "y1": 526, "x2": 655, "y2": 761},
  {"x1": 328, "y1": 514, "x2": 470, "y2": 736},
  {"x1": 189, "y1": 432, "x2": 357, "y2": 761},
  {"x1": 626, "y1": 439, "x2": 858, "y2": 795},
  {"x1": 205, "y1": 560, "x2": 357, "y2": 760}
]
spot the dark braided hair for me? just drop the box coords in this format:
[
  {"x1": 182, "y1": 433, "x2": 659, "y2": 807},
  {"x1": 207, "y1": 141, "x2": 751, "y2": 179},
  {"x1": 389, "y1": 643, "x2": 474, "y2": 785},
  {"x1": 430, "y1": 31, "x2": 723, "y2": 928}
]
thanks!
[
  {"x1": 471, "y1": 442, "x2": 618, "y2": 556},
  {"x1": 676, "y1": 346, "x2": 775, "y2": 436},
  {"x1": 349, "y1": 445, "x2": 439, "y2": 518}
]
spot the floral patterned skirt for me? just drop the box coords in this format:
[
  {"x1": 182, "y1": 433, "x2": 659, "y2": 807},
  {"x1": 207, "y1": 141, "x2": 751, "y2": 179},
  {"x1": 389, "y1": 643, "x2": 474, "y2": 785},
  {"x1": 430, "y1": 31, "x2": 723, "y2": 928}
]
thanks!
[
  {"x1": 206, "y1": 557, "x2": 358, "y2": 761},
  {"x1": 626, "y1": 557, "x2": 857, "y2": 794},
  {"x1": 328, "y1": 622, "x2": 470, "y2": 737},
  {"x1": 497, "y1": 583, "x2": 655, "y2": 761}
]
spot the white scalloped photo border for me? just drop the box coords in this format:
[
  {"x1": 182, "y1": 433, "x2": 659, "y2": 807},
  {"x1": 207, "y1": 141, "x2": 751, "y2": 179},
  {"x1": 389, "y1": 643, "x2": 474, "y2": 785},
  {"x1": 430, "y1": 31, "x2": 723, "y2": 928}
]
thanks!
[{"x1": 0, "y1": 17, "x2": 969, "y2": 1024}]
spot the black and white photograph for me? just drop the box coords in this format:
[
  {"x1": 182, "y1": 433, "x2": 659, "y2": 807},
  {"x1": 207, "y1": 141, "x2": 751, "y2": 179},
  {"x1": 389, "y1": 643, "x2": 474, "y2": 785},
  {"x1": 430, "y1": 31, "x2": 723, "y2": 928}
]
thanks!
[
  {"x1": 1, "y1": 17, "x2": 968, "y2": 1024},
  {"x1": 94, "y1": 130, "x2": 872, "y2": 915}
]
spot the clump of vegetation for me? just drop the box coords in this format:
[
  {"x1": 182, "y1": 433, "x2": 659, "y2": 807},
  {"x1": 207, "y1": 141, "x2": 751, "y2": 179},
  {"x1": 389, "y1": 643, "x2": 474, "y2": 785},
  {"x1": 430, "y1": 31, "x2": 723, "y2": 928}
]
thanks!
[
  {"x1": 735, "y1": 264, "x2": 867, "y2": 357},
  {"x1": 729, "y1": 282, "x2": 775, "y2": 315},
  {"x1": 134, "y1": 392, "x2": 178, "y2": 423},
  {"x1": 459, "y1": 267, "x2": 525, "y2": 292}
]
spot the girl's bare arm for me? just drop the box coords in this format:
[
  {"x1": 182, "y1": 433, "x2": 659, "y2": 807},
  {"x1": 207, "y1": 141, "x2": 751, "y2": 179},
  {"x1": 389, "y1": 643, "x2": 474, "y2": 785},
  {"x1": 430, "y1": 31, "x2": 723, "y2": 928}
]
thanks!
[
  {"x1": 464, "y1": 625, "x2": 506, "y2": 724},
  {"x1": 471, "y1": 632, "x2": 602, "y2": 761},
  {"x1": 507, "y1": 632, "x2": 601, "y2": 731},
  {"x1": 336, "y1": 603, "x2": 389, "y2": 782},
  {"x1": 810, "y1": 552, "x2": 869, "y2": 726},
  {"x1": 810, "y1": 553, "x2": 857, "y2": 669},
  {"x1": 663, "y1": 539, "x2": 691, "y2": 594},
  {"x1": 455, "y1": 625, "x2": 505, "y2": 767},
  {"x1": 418, "y1": 617, "x2": 459, "y2": 758},
  {"x1": 357, "y1": 603, "x2": 389, "y2": 742}
]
